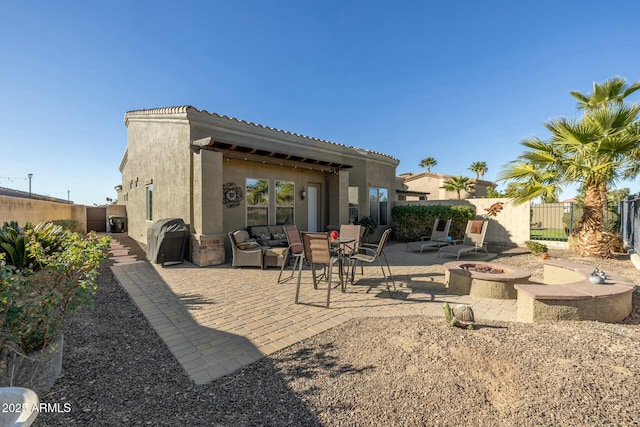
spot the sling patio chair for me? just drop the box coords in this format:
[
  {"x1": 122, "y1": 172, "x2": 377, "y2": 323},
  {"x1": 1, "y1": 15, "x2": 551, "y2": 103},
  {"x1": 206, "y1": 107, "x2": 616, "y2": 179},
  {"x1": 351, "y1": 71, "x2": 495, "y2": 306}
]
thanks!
[
  {"x1": 338, "y1": 224, "x2": 364, "y2": 281},
  {"x1": 295, "y1": 232, "x2": 341, "y2": 308},
  {"x1": 438, "y1": 220, "x2": 489, "y2": 260},
  {"x1": 405, "y1": 218, "x2": 452, "y2": 253},
  {"x1": 278, "y1": 225, "x2": 304, "y2": 283},
  {"x1": 348, "y1": 228, "x2": 396, "y2": 297}
]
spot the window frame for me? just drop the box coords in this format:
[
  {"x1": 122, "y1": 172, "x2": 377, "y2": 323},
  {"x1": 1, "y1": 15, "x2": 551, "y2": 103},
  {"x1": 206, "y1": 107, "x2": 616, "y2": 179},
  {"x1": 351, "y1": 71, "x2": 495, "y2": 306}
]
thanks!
[
  {"x1": 246, "y1": 178, "x2": 270, "y2": 226},
  {"x1": 369, "y1": 187, "x2": 389, "y2": 225},
  {"x1": 275, "y1": 180, "x2": 295, "y2": 225},
  {"x1": 145, "y1": 184, "x2": 153, "y2": 221}
]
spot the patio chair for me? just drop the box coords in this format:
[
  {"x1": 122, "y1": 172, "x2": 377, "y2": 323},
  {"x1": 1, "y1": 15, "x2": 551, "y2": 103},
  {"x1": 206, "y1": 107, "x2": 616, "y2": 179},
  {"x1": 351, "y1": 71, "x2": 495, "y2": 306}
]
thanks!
[
  {"x1": 338, "y1": 224, "x2": 364, "y2": 280},
  {"x1": 228, "y1": 230, "x2": 264, "y2": 269},
  {"x1": 405, "y1": 218, "x2": 452, "y2": 253},
  {"x1": 438, "y1": 220, "x2": 489, "y2": 260},
  {"x1": 278, "y1": 225, "x2": 304, "y2": 283},
  {"x1": 348, "y1": 228, "x2": 396, "y2": 297},
  {"x1": 296, "y1": 232, "x2": 341, "y2": 308}
]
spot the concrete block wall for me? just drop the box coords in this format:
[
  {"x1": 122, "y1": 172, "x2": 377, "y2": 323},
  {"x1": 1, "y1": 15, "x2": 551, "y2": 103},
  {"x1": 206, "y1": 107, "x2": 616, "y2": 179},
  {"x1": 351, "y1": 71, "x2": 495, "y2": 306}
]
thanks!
[{"x1": 0, "y1": 195, "x2": 87, "y2": 232}]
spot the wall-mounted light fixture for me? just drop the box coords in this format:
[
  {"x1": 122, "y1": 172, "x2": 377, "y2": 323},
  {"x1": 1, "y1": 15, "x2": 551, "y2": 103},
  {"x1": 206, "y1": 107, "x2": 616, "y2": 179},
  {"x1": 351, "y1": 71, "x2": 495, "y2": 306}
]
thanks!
[{"x1": 300, "y1": 187, "x2": 306, "y2": 200}]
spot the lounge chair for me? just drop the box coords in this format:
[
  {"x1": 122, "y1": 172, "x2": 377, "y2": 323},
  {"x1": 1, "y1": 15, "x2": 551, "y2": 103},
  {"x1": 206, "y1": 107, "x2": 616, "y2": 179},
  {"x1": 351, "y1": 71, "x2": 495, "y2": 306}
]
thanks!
[
  {"x1": 405, "y1": 218, "x2": 452, "y2": 253},
  {"x1": 438, "y1": 220, "x2": 489, "y2": 260}
]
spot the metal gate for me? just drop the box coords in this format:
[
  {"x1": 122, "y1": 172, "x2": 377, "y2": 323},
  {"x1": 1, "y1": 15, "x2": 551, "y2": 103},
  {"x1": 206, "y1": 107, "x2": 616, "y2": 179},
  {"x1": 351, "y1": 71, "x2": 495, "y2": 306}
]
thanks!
[
  {"x1": 621, "y1": 194, "x2": 640, "y2": 252},
  {"x1": 86, "y1": 207, "x2": 107, "y2": 232}
]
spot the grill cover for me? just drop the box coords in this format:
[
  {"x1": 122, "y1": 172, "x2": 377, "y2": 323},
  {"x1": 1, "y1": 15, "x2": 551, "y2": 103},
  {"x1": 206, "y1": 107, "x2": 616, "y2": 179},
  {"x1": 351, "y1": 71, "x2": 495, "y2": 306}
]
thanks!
[{"x1": 147, "y1": 218, "x2": 189, "y2": 265}]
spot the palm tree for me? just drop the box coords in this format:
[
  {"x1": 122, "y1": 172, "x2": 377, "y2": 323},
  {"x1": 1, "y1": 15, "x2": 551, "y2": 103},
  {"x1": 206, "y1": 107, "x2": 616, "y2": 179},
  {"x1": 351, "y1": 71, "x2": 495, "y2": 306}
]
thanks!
[
  {"x1": 499, "y1": 77, "x2": 640, "y2": 258},
  {"x1": 570, "y1": 76, "x2": 640, "y2": 111},
  {"x1": 440, "y1": 176, "x2": 475, "y2": 200},
  {"x1": 419, "y1": 157, "x2": 437, "y2": 172},
  {"x1": 469, "y1": 161, "x2": 488, "y2": 180}
]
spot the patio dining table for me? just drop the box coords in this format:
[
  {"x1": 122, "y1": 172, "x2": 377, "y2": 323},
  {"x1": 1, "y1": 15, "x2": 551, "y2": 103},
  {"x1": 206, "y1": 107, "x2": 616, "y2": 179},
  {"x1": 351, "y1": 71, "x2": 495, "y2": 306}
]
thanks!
[{"x1": 330, "y1": 237, "x2": 356, "y2": 292}]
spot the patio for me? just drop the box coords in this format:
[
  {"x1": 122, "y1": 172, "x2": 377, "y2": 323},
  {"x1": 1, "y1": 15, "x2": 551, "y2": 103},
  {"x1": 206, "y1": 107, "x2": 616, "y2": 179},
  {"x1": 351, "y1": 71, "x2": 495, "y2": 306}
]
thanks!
[{"x1": 110, "y1": 239, "x2": 516, "y2": 384}]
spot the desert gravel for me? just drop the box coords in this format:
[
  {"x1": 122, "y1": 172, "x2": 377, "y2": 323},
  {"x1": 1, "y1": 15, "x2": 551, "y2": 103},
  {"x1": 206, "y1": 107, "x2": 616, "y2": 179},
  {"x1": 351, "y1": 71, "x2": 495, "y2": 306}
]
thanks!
[{"x1": 35, "y1": 235, "x2": 640, "y2": 426}]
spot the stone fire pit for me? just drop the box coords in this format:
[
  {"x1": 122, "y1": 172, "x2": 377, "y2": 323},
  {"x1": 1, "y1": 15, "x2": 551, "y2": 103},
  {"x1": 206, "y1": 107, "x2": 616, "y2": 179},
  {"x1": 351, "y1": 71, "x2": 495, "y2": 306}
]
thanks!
[{"x1": 443, "y1": 261, "x2": 531, "y2": 299}]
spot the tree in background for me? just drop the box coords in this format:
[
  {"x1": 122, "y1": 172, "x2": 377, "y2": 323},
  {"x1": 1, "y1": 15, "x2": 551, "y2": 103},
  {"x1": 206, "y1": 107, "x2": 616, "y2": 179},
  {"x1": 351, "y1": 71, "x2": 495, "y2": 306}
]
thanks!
[
  {"x1": 469, "y1": 161, "x2": 488, "y2": 180},
  {"x1": 498, "y1": 77, "x2": 640, "y2": 258},
  {"x1": 485, "y1": 183, "x2": 521, "y2": 198},
  {"x1": 440, "y1": 176, "x2": 475, "y2": 200},
  {"x1": 419, "y1": 157, "x2": 437, "y2": 172}
]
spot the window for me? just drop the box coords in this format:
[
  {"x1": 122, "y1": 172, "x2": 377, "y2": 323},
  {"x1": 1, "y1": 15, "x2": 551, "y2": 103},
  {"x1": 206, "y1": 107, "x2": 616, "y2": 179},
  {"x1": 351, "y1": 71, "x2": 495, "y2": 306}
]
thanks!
[
  {"x1": 275, "y1": 180, "x2": 294, "y2": 225},
  {"x1": 369, "y1": 187, "x2": 388, "y2": 225},
  {"x1": 246, "y1": 178, "x2": 269, "y2": 225},
  {"x1": 146, "y1": 184, "x2": 153, "y2": 221},
  {"x1": 348, "y1": 186, "x2": 359, "y2": 224}
]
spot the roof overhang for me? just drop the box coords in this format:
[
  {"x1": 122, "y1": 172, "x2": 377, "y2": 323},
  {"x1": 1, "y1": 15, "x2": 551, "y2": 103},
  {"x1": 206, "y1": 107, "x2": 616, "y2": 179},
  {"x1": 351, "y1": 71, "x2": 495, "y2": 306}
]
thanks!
[
  {"x1": 397, "y1": 190, "x2": 430, "y2": 197},
  {"x1": 191, "y1": 136, "x2": 353, "y2": 172}
]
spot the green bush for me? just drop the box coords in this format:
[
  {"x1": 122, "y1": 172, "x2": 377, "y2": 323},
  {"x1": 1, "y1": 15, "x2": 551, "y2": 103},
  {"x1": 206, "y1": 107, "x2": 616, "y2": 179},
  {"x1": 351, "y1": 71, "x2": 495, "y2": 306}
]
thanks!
[
  {"x1": 354, "y1": 216, "x2": 378, "y2": 242},
  {"x1": 525, "y1": 240, "x2": 548, "y2": 255},
  {"x1": 52, "y1": 219, "x2": 83, "y2": 234},
  {"x1": 1, "y1": 224, "x2": 110, "y2": 354},
  {"x1": 0, "y1": 222, "x2": 67, "y2": 269},
  {"x1": 391, "y1": 205, "x2": 476, "y2": 241}
]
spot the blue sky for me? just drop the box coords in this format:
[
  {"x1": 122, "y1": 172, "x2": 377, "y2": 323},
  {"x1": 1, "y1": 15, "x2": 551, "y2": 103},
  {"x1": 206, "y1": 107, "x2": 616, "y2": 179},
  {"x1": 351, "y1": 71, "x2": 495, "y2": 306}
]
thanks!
[{"x1": 1, "y1": 0, "x2": 639, "y2": 205}]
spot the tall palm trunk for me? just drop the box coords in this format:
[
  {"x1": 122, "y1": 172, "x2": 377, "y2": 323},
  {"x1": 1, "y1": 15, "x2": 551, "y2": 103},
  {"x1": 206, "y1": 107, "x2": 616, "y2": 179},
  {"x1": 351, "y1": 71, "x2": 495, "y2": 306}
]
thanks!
[{"x1": 574, "y1": 183, "x2": 610, "y2": 257}]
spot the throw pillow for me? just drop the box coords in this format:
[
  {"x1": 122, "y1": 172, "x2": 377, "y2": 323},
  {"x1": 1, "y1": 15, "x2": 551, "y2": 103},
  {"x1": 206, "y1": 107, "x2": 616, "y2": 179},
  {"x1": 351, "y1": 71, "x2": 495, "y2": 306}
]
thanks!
[
  {"x1": 273, "y1": 232, "x2": 286, "y2": 240},
  {"x1": 259, "y1": 233, "x2": 272, "y2": 240}
]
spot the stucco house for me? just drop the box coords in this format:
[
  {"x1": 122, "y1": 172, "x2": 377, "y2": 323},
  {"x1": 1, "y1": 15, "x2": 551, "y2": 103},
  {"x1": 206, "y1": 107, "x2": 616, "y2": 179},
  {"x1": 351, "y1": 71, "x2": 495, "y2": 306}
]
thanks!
[
  {"x1": 117, "y1": 106, "x2": 400, "y2": 266},
  {"x1": 398, "y1": 171, "x2": 496, "y2": 201}
]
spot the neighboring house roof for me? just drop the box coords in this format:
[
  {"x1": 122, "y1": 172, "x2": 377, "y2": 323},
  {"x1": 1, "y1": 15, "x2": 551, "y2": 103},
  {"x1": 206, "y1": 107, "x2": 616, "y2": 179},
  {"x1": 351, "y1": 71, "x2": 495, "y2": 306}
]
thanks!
[
  {"x1": 123, "y1": 106, "x2": 399, "y2": 170},
  {"x1": 0, "y1": 186, "x2": 72, "y2": 204},
  {"x1": 398, "y1": 171, "x2": 495, "y2": 186}
]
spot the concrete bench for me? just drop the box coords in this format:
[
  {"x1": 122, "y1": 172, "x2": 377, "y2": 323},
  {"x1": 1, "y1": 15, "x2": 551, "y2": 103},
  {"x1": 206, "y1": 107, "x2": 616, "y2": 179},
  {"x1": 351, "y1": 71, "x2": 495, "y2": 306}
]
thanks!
[{"x1": 514, "y1": 260, "x2": 636, "y2": 323}]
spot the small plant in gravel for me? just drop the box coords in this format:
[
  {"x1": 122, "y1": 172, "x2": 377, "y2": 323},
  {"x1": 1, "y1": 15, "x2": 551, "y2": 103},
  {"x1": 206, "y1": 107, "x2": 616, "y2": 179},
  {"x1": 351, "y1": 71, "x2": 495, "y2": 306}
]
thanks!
[{"x1": 525, "y1": 240, "x2": 548, "y2": 256}]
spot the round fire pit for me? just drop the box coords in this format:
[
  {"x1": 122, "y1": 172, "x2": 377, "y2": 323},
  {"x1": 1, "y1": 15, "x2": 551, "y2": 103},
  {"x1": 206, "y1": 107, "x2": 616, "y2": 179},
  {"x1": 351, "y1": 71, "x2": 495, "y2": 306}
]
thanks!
[{"x1": 443, "y1": 261, "x2": 531, "y2": 299}]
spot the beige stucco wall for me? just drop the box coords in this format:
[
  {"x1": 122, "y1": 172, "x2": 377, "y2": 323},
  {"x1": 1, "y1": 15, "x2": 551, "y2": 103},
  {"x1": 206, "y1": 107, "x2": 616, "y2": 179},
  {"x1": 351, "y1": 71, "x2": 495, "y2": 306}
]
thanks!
[
  {"x1": 0, "y1": 195, "x2": 87, "y2": 231},
  {"x1": 395, "y1": 198, "x2": 530, "y2": 246},
  {"x1": 120, "y1": 117, "x2": 192, "y2": 244}
]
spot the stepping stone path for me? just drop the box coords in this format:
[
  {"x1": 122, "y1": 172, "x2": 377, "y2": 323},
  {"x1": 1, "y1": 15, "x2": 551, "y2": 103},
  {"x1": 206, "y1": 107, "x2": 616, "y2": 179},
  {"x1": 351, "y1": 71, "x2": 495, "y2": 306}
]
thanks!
[{"x1": 108, "y1": 238, "x2": 143, "y2": 264}]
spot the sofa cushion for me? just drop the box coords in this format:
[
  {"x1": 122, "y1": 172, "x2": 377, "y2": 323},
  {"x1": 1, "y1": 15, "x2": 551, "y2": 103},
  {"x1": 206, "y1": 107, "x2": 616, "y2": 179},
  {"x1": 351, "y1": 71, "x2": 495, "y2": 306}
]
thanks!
[
  {"x1": 247, "y1": 225, "x2": 287, "y2": 247},
  {"x1": 272, "y1": 231, "x2": 286, "y2": 240}
]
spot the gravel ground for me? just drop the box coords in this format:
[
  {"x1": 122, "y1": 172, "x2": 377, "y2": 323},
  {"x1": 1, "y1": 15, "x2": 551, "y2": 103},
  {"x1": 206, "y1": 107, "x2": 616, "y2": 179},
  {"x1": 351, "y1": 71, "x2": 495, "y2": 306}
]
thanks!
[{"x1": 35, "y1": 235, "x2": 640, "y2": 426}]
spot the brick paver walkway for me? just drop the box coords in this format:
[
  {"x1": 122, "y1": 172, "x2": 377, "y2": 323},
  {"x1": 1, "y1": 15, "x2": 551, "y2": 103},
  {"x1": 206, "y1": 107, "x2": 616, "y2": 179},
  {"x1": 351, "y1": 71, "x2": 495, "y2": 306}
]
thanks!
[{"x1": 110, "y1": 239, "x2": 517, "y2": 384}]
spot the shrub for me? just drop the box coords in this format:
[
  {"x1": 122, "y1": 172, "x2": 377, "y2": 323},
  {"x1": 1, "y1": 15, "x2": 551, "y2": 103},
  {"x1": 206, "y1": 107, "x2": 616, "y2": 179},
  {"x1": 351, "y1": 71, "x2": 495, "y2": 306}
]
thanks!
[
  {"x1": 0, "y1": 222, "x2": 67, "y2": 269},
  {"x1": 391, "y1": 205, "x2": 475, "y2": 241},
  {"x1": 525, "y1": 240, "x2": 548, "y2": 255},
  {"x1": 354, "y1": 216, "x2": 377, "y2": 242},
  {"x1": 51, "y1": 219, "x2": 83, "y2": 234},
  {"x1": 1, "y1": 225, "x2": 110, "y2": 354}
]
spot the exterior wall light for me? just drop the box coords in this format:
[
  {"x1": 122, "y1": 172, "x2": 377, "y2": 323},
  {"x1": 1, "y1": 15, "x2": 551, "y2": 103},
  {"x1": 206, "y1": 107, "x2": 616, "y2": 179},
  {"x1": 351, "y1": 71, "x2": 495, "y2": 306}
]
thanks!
[{"x1": 300, "y1": 188, "x2": 306, "y2": 200}]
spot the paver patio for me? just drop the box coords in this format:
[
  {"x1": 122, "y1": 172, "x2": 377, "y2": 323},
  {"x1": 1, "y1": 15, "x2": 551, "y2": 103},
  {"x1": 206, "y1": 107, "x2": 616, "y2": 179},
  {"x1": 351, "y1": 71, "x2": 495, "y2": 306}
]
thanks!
[{"x1": 110, "y1": 241, "x2": 517, "y2": 384}]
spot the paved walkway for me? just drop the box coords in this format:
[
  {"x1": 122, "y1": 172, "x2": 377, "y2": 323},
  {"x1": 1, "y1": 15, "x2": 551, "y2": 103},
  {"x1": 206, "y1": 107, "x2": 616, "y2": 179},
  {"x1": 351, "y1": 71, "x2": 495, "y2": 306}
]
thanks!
[{"x1": 109, "y1": 238, "x2": 517, "y2": 385}]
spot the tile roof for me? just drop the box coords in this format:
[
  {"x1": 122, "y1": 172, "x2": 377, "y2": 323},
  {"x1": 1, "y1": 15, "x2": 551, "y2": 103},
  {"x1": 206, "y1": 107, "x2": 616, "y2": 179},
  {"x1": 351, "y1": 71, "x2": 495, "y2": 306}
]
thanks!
[{"x1": 124, "y1": 106, "x2": 398, "y2": 162}]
